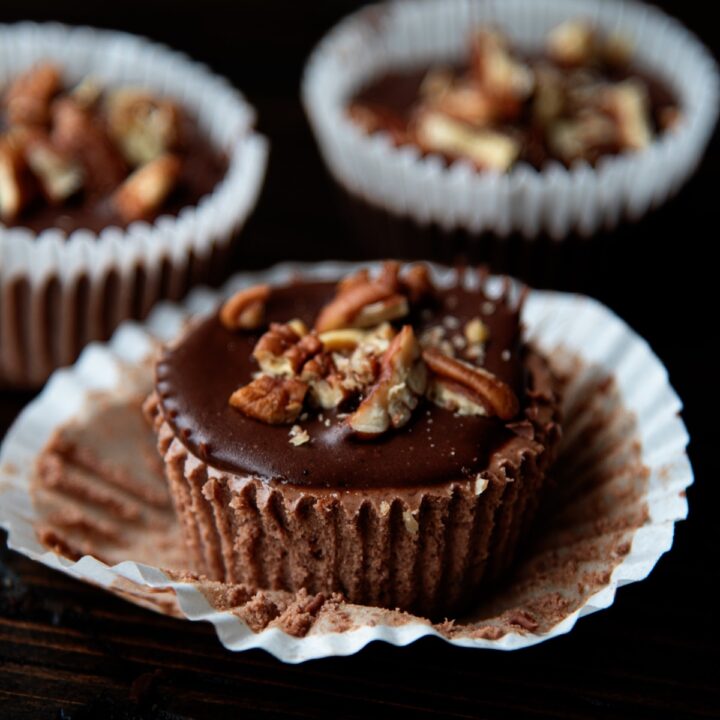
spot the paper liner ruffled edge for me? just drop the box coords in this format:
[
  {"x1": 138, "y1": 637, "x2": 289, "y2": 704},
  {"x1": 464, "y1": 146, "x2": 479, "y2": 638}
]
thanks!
[
  {"x1": 301, "y1": 0, "x2": 719, "y2": 239},
  {"x1": 0, "y1": 261, "x2": 693, "y2": 662},
  {"x1": 0, "y1": 22, "x2": 269, "y2": 386}
]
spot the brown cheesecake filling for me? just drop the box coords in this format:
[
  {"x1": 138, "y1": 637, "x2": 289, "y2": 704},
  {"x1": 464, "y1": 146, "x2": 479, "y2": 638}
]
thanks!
[
  {"x1": 1, "y1": 62, "x2": 227, "y2": 233},
  {"x1": 348, "y1": 21, "x2": 680, "y2": 172},
  {"x1": 155, "y1": 267, "x2": 539, "y2": 490}
]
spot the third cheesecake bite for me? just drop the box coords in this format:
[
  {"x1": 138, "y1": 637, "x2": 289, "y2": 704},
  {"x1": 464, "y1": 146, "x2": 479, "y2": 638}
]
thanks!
[
  {"x1": 348, "y1": 20, "x2": 680, "y2": 172},
  {"x1": 147, "y1": 263, "x2": 561, "y2": 616}
]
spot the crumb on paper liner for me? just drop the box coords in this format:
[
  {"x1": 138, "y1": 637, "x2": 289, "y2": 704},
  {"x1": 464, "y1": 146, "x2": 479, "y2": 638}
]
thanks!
[{"x1": 0, "y1": 262, "x2": 693, "y2": 661}]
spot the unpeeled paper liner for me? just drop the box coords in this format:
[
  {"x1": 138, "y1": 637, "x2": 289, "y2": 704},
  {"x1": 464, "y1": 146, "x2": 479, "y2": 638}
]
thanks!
[
  {"x1": 0, "y1": 262, "x2": 692, "y2": 662},
  {"x1": 0, "y1": 22, "x2": 268, "y2": 387},
  {"x1": 302, "y1": 0, "x2": 719, "y2": 238}
]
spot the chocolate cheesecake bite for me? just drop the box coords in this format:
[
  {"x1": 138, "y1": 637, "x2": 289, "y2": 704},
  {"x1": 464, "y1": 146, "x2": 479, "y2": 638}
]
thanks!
[
  {"x1": 348, "y1": 21, "x2": 680, "y2": 171},
  {"x1": 0, "y1": 62, "x2": 227, "y2": 233},
  {"x1": 147, "y1": 264, "x2": 561, "y2": 617}
]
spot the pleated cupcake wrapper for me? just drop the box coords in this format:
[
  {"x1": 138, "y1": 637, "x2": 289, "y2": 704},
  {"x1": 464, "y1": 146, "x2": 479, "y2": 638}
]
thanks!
[
  {"x1": 0, "y1": 262, "x2": 693, "y2": 662},
  {"x1": 149, "y1": 410, "x2": 554, "y2": 619},
  {"x1": 0, "y1": 22, "x2": 269, "y2": 387},
  {"x1": 302, "y1": 0, "x2": 719, "y2": 238}
]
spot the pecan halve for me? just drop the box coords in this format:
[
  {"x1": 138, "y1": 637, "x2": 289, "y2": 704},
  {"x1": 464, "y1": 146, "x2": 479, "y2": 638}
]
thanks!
[
  {"x1": 229, "y1": 375, "x2": 307, "y2": 425},
  {"x1": 254, "y1": 323, "x2": 322, "y2": 377},
  {"x1": 315, "y1": 262, "x2": 404, "y2": 332},
  {"x1": 220, "y1": 284, "x2": 271, "y2": 331},
  {"x1": 422, "y1": 347, "x2": 518, "y2": 420},
  {"x1": 348, "y1": 325, "x2": 427, "y2": 437}
]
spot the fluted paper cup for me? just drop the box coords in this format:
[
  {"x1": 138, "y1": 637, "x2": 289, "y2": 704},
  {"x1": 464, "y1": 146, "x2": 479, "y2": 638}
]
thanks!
[
  {"x1": 0, "y1": 262, "x2": 692, "y2": 661},
  {"x1": 302, "y1": 0, "x2": 718, "y2": 241},
  {"x1": 0, "y1": 22, "x2": 268, "y2": 388}
]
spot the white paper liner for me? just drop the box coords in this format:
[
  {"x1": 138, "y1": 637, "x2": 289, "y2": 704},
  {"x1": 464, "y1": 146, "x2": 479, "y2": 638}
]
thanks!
[
  {"x1": 0, "y1": 261, "x2": 692, "y2": 662},
  {"x1": 302, "y1": 0, "x2": 719, "y2": 239},
  {"x1": 0, "y1": 22, "x2": 268, "y2": 387}
]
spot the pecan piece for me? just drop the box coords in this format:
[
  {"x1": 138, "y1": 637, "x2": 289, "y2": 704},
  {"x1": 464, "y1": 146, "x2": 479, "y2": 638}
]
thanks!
[
  {"x1": 470, "y1": 29, "x2": 534, "y2": 115},
  {"x1": 0, "y1": 136, "x2": 33, "y2": 221},
  {"x1": 425, "y1": 82, "x2": 495, "y2": 126},
  {"x1": 348, "y1": 325, "x2": 427, "y2": 437},
  {"x1": 229, "y1": 375, "x2": 307, "y2": 425},
  {"x1": 51, "y1": 97, "x2": 127, "y2": 195},
  {"x1": 301, "y1": 353, "x2": 351, "y2": 409},
  {"x1": 599, "y1": 81, "x2": 652, "y2": 151},
  {"x1": 315, "y1": 262, "x2": 406, "y2": 332},
  {"x1": 254, "y1": 322, "x2": 322, "y2": 377},
  {"x1": 422, "y1": 347, "x2": 518, "y2": 420},
  {"x1": 546, "y1": 21, "x2": 596, "y2": 68},
  {"x1": 401, "y1": 263, "x2": 434, "y2": 304},
  {"x1": 24, "y1": 134, "x2": 84, "y2": 204},
  {"x1": 5, "y1": 62, "x2": 62, "y2": 127},
  {"x1": 106, "y1": 89, "x2": 182, "y2": 166},
  {"x1": 113, "y1": 153, "x2": 181, "y2": 222},
  {"x1": 414, "y1": 110, "x2": 520, "y2": 171},
  {"x1": 220, "y1": 284, "x2": 271, "y2": 331}
]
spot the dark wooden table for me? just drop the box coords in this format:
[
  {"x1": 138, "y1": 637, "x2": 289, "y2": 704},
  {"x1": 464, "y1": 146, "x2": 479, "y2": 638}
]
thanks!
[{"x1": 2, "y1": 1, "x2": 719, "y2": 717}]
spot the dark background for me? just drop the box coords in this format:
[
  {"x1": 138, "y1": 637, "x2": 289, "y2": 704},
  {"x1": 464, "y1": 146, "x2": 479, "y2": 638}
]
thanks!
[{"x1": 1, "y1": 1, "x2": 718, "y2": 718}]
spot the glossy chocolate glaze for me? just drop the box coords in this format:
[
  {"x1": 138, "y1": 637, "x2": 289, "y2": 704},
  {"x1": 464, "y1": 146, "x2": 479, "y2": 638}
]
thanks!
[
  {"x1": 4, "y1": 113, "x2": 227, "y2": 235},
  {"x1": 155, "y1": 277, "x2": 526, "y2": 489},
  {"x1": 350, "y1": 61, "x2": 678, "y2": 170}
]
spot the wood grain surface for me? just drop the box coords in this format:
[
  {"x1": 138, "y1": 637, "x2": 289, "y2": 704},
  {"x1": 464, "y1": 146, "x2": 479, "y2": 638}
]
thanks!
[{"x1": 1, "y1": 1, "x2": 719, "y2": 717}]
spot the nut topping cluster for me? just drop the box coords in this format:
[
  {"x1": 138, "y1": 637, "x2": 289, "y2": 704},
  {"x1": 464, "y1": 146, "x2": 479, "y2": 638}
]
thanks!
[
  {"x1": 349, "y1": 20, "x2": 680, "y2": 171},
  {"x1": 221, "y1": 264, "x2": 521, "y2": 444},
  {"x1": 0, "y1": 62, "x2": 190, "y2": 224}
]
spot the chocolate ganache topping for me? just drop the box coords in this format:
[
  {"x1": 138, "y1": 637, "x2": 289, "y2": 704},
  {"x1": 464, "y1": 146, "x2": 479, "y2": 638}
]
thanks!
[{"x1": 155, "y1": 264, "x2": 529, "y2": 489}]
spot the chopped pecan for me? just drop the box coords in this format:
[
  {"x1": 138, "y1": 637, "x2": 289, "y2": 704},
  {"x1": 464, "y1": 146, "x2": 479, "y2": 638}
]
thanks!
[
  {"x1": 548, "y1": 112, "x2": 618, "y2": 164},
  {"x1": 254, "y1": 322, "x2": 322, "y2": 377},
  {"x1": 315, "y1": 262, "x2": 406, "y2": 332},
  {"x1": 219, "y1": 284, "x2": 271, "y2": 331},
  {"x1": 546, "y1": 21, "x2": 596, "y2": 67},
  {"x1": 470, "y1": 29, "x2": 534, "y2": 115},
  {"x1": 599, "y1": 81, "x2": 651, "y2": 151},
  {"x1": 51, "y1": 97, "x2": 127, "y2": 195},
  {"x1": 414, "y1": 110, "x2": 520, "y2": 171},
  {"x1": 425, "y1": 82, "x2": 495, "y2": 126},
  {"x1": 422, "y1": 347, "x2": 518, "y2": 420},
  {"x1": 401, "y1": 264, "x2": 434, "y2": 304},
  {"x1": 464, "y1": 317, "x2": 489, "y2": 345},
  {"x1": 113, "y1": 153, "x2": 181, "y2": 222},
  {"x1": 318, "y1": 328, "x2": 368, "y2": 352},
  {"x1": 301, "y1": 353, "x2": 350, "y2": 409},
  {"x1": 5, "y1": 62, "x2": 62, "y2": 127},
  {"x1": 106, "y1": 89, "x2": 182, "y2": 166},
  {"x1": 24, "y1": 134, "x2": 84, "y2": 204},
  {"x1": 229, "y1": 375, "x2": 307, "y2": 424},
  {"x1": 348, "y1": 325, "x2": 427, "y2": 437},
  {"x1": 0, "y1": 135, "x2": 33, "y2": 221},
  {"x1": 288, "y1": 425, "x2": 310, "y2": 446}
]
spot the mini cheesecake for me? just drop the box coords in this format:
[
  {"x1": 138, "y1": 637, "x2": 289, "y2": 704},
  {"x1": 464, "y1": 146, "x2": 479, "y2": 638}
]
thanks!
[
  {"x1": 0, "y1": 62, "x2": 227, "y2": 232},
  {"x1": 146, "y1": 263, "x2": 561, "y2": 617}
]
